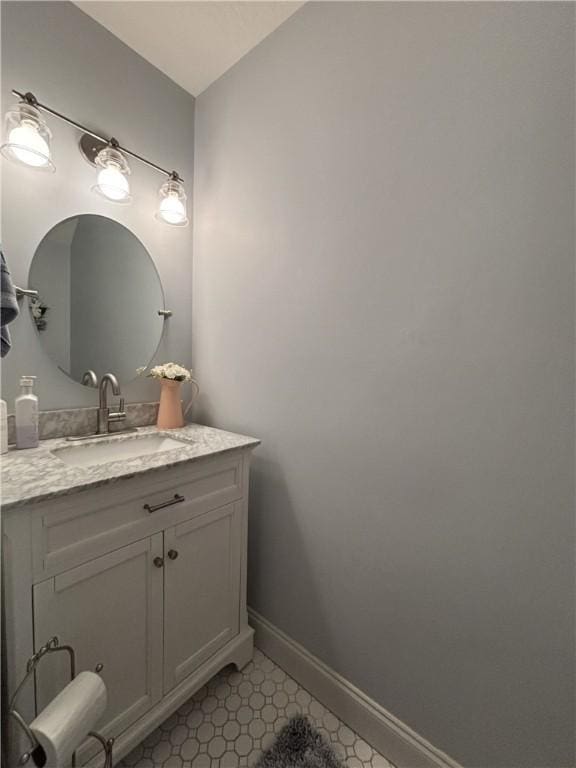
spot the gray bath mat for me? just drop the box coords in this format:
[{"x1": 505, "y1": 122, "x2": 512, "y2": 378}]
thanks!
[{"x1": 255, "y1": 714, "x2": 345, "y2": 767}]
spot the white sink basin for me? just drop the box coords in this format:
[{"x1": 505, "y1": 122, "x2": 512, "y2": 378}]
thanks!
[{"x1": 52, "y1": 435, "x2": 188, "y2": 467}]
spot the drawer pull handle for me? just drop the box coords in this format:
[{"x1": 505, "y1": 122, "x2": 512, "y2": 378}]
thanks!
[
  {"x1": 153, "y1": 557, "x2": 164, "y2": 568},
  {"x1": 168, "y1": 549, "x2": 179, "y2": 560},
  {"x1": 144, "y1": 493, "x2": 185, "y2": 514}
]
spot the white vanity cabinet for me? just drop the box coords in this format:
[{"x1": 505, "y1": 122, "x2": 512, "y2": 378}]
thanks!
[
  {"x1": 163, "y1": 503, "x2": 242, "y2": 692},
  {"x1": 2, "y1": 445, "x2": 256, "y2": 767},
  {"x1": 33, "y1": 535, "x2": 165, "y2": 764}
]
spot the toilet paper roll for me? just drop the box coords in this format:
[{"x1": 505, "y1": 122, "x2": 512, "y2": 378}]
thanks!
[{"x1": 30, "y1": 671, "x2": 107, "y2": 768}]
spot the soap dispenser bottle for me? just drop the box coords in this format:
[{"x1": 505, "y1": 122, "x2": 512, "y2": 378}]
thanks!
[{"x1": 15, "y1": 376, "x2": 39, "y2": 449}]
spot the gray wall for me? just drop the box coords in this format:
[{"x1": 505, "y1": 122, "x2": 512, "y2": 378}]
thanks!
[
  {"x1": 1, "y1": 1, "x2": 194, "y2": 409},
  {"x1": 193, "y1": 3, "x2": 575, "y2": 766}
]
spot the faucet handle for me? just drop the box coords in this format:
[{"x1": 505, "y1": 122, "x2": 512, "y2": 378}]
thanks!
[{"x1": 108, "y1": 398, "x2": 126, "y2": 423}]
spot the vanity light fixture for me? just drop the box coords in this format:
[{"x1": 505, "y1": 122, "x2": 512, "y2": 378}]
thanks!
[
  {"x1": 156, "y1": 172, "x2": 188, "y2": 226},
  {"x1": 0, "y1": 94, "x2": 55, "y2": 171},
  {"x1": 92, "y1": 140, "x2": 132, "y2": 204},
  {"x1": 2, "y1": 89, "x2": 188, "y2": 226}
]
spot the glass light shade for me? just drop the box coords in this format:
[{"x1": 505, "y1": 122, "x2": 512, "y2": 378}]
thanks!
[
  {"x1": 0, "y1": 103, "x2": 55, "y2": 171},
  {"x1": 156, "y1": 177, "x2": 188, "y2": 226},
  {"x1": 92, "y1": 145, "x2": 131, "y2": 203}
]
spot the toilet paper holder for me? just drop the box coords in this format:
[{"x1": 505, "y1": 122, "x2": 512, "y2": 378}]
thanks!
[{"x1": 8, "y1": 636, "x2": 114, "y2": 768}]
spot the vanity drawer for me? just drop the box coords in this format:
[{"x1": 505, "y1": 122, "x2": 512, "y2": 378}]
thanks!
[{"x1": 31, "y1": 453, "x2": 245, "y2": 579}]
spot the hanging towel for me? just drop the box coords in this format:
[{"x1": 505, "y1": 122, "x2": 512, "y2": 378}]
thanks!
[{"x1": 1, "y1": 251, "x2": 19, "y2": 358}]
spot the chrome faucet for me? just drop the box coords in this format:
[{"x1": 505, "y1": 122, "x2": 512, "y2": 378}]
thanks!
[{"x1": 97, "y1": 373, "x2": 126, "y2": 434}]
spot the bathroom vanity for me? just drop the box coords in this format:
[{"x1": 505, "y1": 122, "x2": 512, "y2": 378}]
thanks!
[{"x1": 2, "y1": 424, "x2": 260, "y2": 766}]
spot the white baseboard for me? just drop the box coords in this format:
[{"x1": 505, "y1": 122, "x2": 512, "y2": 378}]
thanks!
[{"x1": 248, "y1": 608, "x2": 461, "y2": 768}]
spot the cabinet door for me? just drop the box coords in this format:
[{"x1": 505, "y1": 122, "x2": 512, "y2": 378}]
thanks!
[
  {"x1": 33, "y1": 535, "x2": 163, "y2": 763},
  {"x1": 164, "y1": 503, "x2": 241, "y2": 692}
]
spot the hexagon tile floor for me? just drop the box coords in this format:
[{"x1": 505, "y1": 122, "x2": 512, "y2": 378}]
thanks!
[{"x1": 119, "y1": 648, "x2": 394, "y2": 768}]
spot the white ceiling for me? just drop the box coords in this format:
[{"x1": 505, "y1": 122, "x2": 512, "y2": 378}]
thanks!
[{"x1": 75, "y1": 1, "x2": 305, "y2": 97}]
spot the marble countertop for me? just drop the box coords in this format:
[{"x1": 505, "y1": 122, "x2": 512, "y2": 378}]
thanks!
[{"x1": 1, "y1": 424, "x2": 260, "y2": 512}]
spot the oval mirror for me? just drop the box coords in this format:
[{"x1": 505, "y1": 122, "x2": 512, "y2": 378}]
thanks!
[{"x1": 29, "y1": 214, "x2": 165, "y2": 386}]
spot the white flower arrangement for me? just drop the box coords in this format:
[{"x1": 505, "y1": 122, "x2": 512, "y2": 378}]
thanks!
[{"x1": 137, "y1": 363, "x2": 193, "y2": 382}]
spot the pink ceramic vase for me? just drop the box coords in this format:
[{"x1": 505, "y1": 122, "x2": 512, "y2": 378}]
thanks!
[{"x1": 157, "y1": 379, "x2": 184, "y2": 429}]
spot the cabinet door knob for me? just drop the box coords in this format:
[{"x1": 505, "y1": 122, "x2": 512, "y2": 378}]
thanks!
[
  {"x1": 167, "y1": 549, "x2": 179, "y2": 560},
  {"x1": 153, "y1": 557, "x2": 164, "y2": 568}
]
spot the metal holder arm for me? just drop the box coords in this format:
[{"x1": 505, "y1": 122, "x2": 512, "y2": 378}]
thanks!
[
  {"x1": 8, "y1": 636, "x2": 113, "y2": 768},
  {"x1": 15, "y1": 287, "x2": 39, "y2": 301}
]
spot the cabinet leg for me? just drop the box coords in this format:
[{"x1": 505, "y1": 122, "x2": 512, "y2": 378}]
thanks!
[{"x1": 231, "y1": 627, "x2": 254, "y2": 671}]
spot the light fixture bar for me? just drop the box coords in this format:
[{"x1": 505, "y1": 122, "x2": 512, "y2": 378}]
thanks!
[{"x1": 11, "y1": 89, "x2": 183, "y2": 181}]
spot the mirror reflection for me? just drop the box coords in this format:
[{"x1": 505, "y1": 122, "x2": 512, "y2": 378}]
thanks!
[{"x1": 29, "y1": 215, "x2": 165, "y2": 386}]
